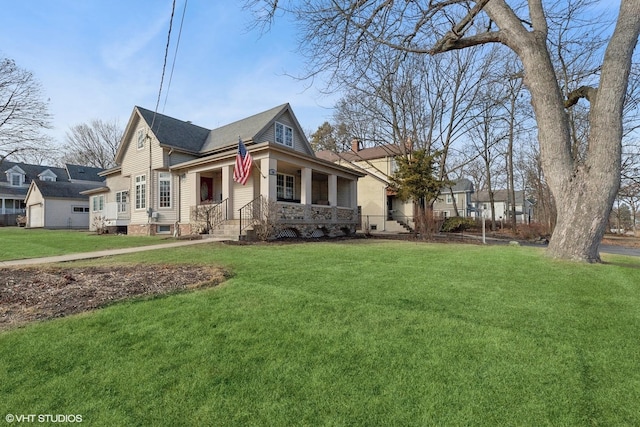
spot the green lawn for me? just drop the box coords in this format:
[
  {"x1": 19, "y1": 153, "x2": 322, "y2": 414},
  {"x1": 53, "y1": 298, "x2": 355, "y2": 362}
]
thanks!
[
  {"x1": 1, "y1": 240, "x2": 640, "y2": 425},
  {"x1": 0, "y1": 228, "x2": 168, "y2": 261}
]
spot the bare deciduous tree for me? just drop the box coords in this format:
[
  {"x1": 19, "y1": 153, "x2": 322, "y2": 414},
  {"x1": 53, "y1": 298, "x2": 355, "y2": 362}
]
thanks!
[
  {"x1": 61, "y1": 119, "x2": 122, "y2": 169},
  {"x1": 246, "y1": 0, "x2": 640, "y2": 262},
  {"x1": 0, "y1": 56, "x2": 53, "y2": 164}
]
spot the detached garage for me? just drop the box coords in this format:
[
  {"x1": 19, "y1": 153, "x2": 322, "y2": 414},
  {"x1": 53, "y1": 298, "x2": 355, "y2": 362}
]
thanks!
[{"x1": 25, "y1": 181, "x2": 104, "y2": 229}]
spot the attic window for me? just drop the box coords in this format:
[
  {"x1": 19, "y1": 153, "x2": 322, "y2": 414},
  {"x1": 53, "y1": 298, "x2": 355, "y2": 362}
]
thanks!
[
  {"x1": 275, "y1": 122, "x2": 293, "y2": 147},
  {"x1": 137, "y1": 128, "x2": 146, "y2": 149},
  {"x1": 9, "y1": 173, "x2": 23, "y2": 186}
]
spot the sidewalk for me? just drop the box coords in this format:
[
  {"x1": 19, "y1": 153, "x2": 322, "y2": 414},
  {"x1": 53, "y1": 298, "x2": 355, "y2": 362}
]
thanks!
[{"x1": 0, "y1": 237, "x2": 224, "y2": 267}]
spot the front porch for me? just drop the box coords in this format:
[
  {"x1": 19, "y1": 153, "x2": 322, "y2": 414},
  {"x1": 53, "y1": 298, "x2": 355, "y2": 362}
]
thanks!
[{"x1": 183, "y1": 152, "x2": 361, "y2": 239}]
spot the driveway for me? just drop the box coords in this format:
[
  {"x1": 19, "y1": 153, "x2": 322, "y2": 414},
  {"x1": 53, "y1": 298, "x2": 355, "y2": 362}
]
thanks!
[{"x1": 599, "y1": 244, "x2": 640, "y2": 258}]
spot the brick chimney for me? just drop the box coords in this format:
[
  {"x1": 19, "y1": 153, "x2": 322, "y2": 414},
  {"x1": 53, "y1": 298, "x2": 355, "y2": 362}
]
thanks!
[{"x1": 351, "y1": 139, "x2": 361, "y2": 152}]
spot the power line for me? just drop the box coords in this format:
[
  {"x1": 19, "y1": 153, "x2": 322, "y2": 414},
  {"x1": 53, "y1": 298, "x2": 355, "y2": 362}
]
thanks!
[
  {"x1": 163, "y1": 0, "x2": 188, "y2": 113},
  {"x1": 150, "y1": 0, "x2": 177, "y2": 130}
]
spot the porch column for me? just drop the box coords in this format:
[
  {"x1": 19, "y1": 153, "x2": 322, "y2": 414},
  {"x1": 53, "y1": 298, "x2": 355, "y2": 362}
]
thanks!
[
  {"x1": 328, "y1": 174, "x2": 337, "y2": 206},
  {"x1": 261, "y1": 158, "x2": 277, "y2": 201},
  {"x1": 349, "y1": 179, "x2": 357, "y2": 208},
  {"x1": 300, "y1": 167, "x2": 312, "y2": 205},
  {"x1": 222, "y1": 165, "x2": 234, "y2": 219},
  {"x1": 1, "y1": 198, "x2": 4, "y2": 214}
]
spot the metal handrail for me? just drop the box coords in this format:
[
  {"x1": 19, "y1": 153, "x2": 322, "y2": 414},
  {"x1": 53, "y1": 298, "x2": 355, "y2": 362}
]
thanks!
[
  {"x1": 191, "y1": 198, "x2": 228, "y2": 232},
  {"x1": 211, "y1": 198, "x2": 228, "y2": 229},
  {"x1": 239, "y1": 195, "x2": 264, "y2": 236}
]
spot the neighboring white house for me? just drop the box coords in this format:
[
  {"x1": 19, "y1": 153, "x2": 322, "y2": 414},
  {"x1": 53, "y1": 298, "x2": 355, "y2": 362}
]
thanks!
[
  {"x1": 23, "y1": 164, "x2": 105, "y2": 229},
  {"x1": 470, "y1": 189, "x2": 534, "y2": 224},
  {"x1": 24, "y1": 181, "x2": 104, "y2": 229},
  {"x1": 1, "y1": 161, "x2": 103, "y2": 228},
  {"x1": 84, "y1": 104, "x2": 363, "y2": 239}
]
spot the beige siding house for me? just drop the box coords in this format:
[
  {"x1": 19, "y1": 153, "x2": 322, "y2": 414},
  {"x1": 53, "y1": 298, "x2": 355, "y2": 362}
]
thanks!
[
  {"x1": 471, "y1": 189, "x2": 534, "y2": 224},
  {"x1": 85, "y1": 104, "x2": 363, "y2": 239},
  {"x1": 317, "y1": 141, "x2": 474, "y2": 232}
]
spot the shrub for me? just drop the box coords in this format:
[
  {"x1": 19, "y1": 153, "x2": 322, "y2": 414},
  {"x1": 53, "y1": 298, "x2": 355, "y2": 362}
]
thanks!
[{"x1": 441, "y1": 216, "x2": 476, "y2": 233}]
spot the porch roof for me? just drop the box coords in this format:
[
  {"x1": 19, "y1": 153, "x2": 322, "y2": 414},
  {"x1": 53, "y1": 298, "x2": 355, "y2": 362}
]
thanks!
[{"x1": 170, "y1": 142, "x2": 365, "y2": 179}]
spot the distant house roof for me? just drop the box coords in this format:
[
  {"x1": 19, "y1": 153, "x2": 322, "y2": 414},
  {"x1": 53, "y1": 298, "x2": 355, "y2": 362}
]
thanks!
[
  {"x1": 30, "y1": 180, "x2": 104, "y2": 200},
  {"x1": 473, "y1": 189, "x2": 525, "y2": 203},
  {"x1": 65, "y1": 164, "x2": 105, "y2": 182},
  {"x1": 316, "y1": 144, "x2": 405, "y2": 162},
  {"x1": 447, "y1": 178, "x2": 474, "y2": 193},
  {"x1": 1, "y1": 161, "x2": 68, "y2": 184}
]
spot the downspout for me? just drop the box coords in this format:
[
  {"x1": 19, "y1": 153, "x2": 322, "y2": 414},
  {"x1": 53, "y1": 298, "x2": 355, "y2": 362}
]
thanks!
[{"x1": 148, "y1": 131, "x2": 153, "y2": 236}]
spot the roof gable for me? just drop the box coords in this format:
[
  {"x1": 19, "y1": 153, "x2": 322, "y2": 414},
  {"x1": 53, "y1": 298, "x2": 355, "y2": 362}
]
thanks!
[
  {"x1": 115, "y1": 107, "x2": 210, "y2": 164},
  {"x1": 137, "y1": 106, "x2": 210, "y2": 153},
  {"x1": 38, "y1": 169, "x2": 58, "y2": 180},
  {"x1": 199, "y1": 103, "x2": 314, "y2": 156}
]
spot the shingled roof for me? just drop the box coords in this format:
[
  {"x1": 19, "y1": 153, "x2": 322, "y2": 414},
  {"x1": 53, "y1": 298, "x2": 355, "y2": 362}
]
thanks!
[
  {"x1": 200, "y1": 103, "x2": 289, "y2": 153},
  {"x1": 65, "y1": 164, "x2": 105, "y2": 182},
  {"x1": 136, "y1": 106, "x2": 211, "y2": 154},
  {"x1": 31, "y1": 180, "x2": 104, "y2": 200},
  {"x1": 135, "y1": 103, "x2": 295, "y2": 156},
  {"x1": 316, "y1": 144, "x2": 406, "y2": 163},
  {"x1": 0, "y1": 161, "x2": 68, "y2": 184}
]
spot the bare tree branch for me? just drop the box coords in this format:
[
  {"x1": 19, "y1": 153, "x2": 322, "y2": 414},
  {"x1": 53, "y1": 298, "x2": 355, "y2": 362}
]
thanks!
[
  {"x1": 564, "y1": 85, "x2": 598, "y2": 108},
  {"x1": 0, "y1": 57, "x2": 53, "y2": 162}
]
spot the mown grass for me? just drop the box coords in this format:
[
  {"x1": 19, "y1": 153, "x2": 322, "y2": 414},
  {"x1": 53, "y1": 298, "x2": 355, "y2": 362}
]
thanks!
[
  {"x1": 1, "y1": 240, "x2": 640, "y2": 425},
  {"x1": 0, "y1": 228, "x2": 168, "y2": 261}
]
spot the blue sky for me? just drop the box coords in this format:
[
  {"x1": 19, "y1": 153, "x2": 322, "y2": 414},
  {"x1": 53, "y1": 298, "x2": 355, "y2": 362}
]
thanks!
[{"x1": 0, "y1": 0, "x2": 338, "y2": 145}]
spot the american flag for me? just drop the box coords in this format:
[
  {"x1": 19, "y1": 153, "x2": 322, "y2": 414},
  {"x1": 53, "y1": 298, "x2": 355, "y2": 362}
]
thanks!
[{"x1": 233, "y1": 137, "x2": 253, "y2": 185}]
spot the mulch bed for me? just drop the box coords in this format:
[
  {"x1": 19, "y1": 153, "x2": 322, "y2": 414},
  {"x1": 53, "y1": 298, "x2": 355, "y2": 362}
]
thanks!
[{"x1": 0, "y1": 265, "x2": 229, "y2": 332}]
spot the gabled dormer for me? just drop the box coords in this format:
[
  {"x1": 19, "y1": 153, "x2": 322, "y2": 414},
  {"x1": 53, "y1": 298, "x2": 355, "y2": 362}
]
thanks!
[
  {"x1": 38, "y1": 169, "x2": 58, "y2": 182},
  {"x1": 5, "y1": 165, "x2": 26, "y2": 187}
]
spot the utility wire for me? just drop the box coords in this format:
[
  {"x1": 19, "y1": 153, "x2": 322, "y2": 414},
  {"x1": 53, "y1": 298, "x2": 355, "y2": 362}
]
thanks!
[
  {"x1": 162, "y1": 0, "x2": 188, "y2": 113},
  {"x1": 150, "y1": 0, "x2": 177, "y2": 131}
]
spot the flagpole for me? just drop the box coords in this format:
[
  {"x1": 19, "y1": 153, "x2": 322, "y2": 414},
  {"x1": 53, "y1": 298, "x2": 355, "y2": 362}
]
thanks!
[{"x1": 252, "y1": 158, "x2": 267, "y2": 179}]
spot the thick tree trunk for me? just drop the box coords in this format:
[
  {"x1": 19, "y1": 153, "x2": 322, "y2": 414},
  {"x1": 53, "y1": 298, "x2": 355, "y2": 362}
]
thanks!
[
  {"x1": 546, "y1": 166, "x2": 616, "y2": 262},
  {"x1": 484, "y1": 0, "x2": 640, "y2": 262}
]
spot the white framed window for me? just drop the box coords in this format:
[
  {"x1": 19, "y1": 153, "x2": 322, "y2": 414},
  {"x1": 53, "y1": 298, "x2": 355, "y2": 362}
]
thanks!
[
  {"x1": 158, "y1": 172, "x2": 171, "y2": 208},
  {"x1": 92, "y1": 195, "x2": 104, "y2": 212},
  {"x1": 277, "y1": 173, "x2": 295, "y2": 200},
  {"x1": 135, "y1": 174, "x2": 146, "y2": 210},
  {"x1": 275, "y1": 122, "x2": 293, "y2": 147},
  {"x1": 9, "y1": 173, "x2": 23, "y2": 186},
  {"x1": 137, "y1": 128, "x2": 146, "y2": 149},
  {"x1": 446, "y1": 194, "x2": 456, "y2": 204},
  {"x1": 116, "y1": 190, "x2": 128, "y2": 213},
  {"x1": 157, "y1": 225, "x2": 171, "y2": 234}
]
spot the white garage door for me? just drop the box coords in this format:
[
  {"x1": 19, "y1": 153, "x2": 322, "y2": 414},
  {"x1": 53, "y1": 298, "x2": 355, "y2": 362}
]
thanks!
[{"x1": 28, "y1": 204, "x2": 44, "y2": 228}]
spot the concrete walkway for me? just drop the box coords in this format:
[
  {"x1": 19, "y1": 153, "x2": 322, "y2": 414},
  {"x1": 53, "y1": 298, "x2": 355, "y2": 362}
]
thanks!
[{"x1": 0, "y1": 237, "x2": 225, "y2": 267}]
